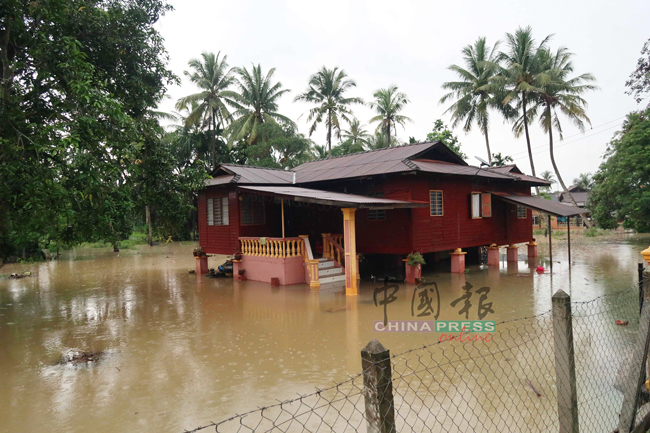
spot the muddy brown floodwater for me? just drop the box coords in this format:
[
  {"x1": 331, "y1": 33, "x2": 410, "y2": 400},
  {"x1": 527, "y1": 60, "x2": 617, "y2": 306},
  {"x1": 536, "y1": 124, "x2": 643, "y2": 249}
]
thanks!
[{"x1": 0, "y1": 234, "x2": 649, "y2": 432}]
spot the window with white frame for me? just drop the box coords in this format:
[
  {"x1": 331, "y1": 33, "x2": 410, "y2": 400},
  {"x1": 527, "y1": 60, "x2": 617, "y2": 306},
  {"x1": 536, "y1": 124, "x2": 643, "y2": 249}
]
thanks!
[
  {"x1": 532, "y1": 215, "x2": 540, "y2": 225},
  {"x1": 207, "y1": 197, "x2": 229, "y2": 226},
  {"x1": 517, "y1": 205, "x2": 528, "y2": 219},
  {"x1": 430, "y1": 190, "x2": 443, "y2": 216},
  {"x1": 241, "y1": 195, "x2": 265, "y2": 225}
]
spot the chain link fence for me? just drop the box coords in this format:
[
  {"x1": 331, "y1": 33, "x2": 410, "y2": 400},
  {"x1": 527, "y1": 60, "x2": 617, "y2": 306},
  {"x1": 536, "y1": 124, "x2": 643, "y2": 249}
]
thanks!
[{"x1": 185, "y1": 279, "x2": 650, "y2": 433}]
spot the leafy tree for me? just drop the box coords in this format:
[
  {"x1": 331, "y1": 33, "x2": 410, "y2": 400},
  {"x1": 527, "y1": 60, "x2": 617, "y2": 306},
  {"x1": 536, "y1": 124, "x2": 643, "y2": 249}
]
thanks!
[
  {"x1": 425, "y1": 119, "x2": 468, "y2": 160},
  {"x1": 365, "y1": 132, "x2": 392, "y2": 150},
  {"x1": 441, "y1": 37, "x2": 507, "y2": 163},
  {"x1": 532, "y1": 47, "x2": 597, "y2": 226},
  {"x1": 0, "y1": 0, "x2": 176, "y2": 258},
  {"x1": 490, "y1": 153, "x2": 514, "y2": 167},
  {"x1": 539, "y1": 170, "x2": 557, "y2": 191},
  {"x1": 311, "y1": 144, "x2": 329, "y2": 160},
  {"x1": 590, "y1": 110, "x2": 650, "y2": 231},
  {"x1": 229, "y1": 64, "x2": 294, "y2": 145},
  {"x1": 626, "y1": 39, "x2": 650, "y2": 109},
  {"x1": 368, "y1": 85, "x2": 412, "y2": 146},
  {"x1": 497, "y1": 26, "x2": 551, "y2": 185},
  {"x1": 573, "y1": 173, "x2": 593, "y2": 190},
  {"x1": 331, "y1": 138, "x2": 365, "y2": 156},
  {"x1": 294, "y1": 67, "x2": 363, "y2": 157},
  {"x1": 175, "y1": 52, "x2": 237, "y2": 170},
  {"x1": 342, "y1": 119, "x2": 371, "y2": 147},
  {"x1": 241, "y1": 123, "x2": 312, "y2": 169}
]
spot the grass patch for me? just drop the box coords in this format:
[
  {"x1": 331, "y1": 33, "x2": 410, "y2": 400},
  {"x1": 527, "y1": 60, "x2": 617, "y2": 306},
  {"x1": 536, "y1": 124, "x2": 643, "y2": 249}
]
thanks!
[
  {"x1": 533, "y1": 229, "x2": 546, "y2": 236},
  {"x1": 585, "y1": 227, "x2": 607, "y2": 237}
]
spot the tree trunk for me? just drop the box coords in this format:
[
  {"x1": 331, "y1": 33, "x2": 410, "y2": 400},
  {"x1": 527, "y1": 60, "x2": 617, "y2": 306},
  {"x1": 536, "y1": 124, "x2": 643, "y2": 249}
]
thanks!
[
  {"x1": 483, "y1": 120, "x2": 492, "y2": 163},
  {"x1": 547, "y1": 111, "x2": 593, "y2": 228},
  {"x1": 522, "y1": 93, "x2": 540, "y2": 196},
  {"x1": 211, "y1": 109, "x2": 217, "y2": 170},
  {"x1": 327, "y1": 110, "x2": 332, "y2": 157},
  {"x1": 0, "y1": 21, "x2": 12, "y2": 102},
  {"x1": 387, "y1": 122, "x2": 391, "y2": 147},
  {"x1": 145, "y1": 205, "x2": 153, "y2": 246}
]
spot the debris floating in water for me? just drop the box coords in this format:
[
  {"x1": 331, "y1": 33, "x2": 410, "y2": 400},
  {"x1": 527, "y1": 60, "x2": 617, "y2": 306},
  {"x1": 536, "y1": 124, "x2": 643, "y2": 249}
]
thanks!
[
  {"x1": 615, "y1": 320, "x2": 629, "y2": 326},
  {"x1": 59, "y1": 350, "x2": 106, "y2": 365},
  {"x1": 536, "y1": 266, "x2": 545, "y2": 274},
  {"x1": 526, "y1": 379, "x2": 542, "y2": 397}
]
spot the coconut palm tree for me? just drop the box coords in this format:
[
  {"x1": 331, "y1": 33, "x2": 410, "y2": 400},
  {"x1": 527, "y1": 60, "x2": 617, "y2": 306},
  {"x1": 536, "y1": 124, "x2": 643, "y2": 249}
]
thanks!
[
  {"x1": 175, "y1": 52, "x2": 237, "y2": 169},
  {"x1": 573, "y1": 173, "x2": 593, "y2": 190},
  {"x1": 368, "y1": 85, "x2": 412, "y2": 146},
  {"x1": 489, "y1": 152, "x2": 514, "y2": 167},
  {"x1": 533, "y1": 47, "x2": 598, "y2": 226},
  {"x1": 229, "y1": 64, "x2": 295, "y2": 145},
  {"x1": 342, "y1": 119, "x2": 371, "y2": 147},
  {"x1": 497, "y1": 27, "x2": 551, "y2": 185},
  {"x1": 540, "y1": 170, "x2": 557, "y2": 191},
  {"x1": 365, "y1": 131, "x2": 392, "y2": 150},
  {"x1": 293, "y1": 67, "x2": 363, "y2": 157},
  {"x1": 440, "y1": 37, "x2": 505, "y2": 163}
]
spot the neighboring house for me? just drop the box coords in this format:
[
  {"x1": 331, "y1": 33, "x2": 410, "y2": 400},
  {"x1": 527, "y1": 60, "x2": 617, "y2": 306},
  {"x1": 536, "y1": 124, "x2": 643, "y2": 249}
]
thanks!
[
  {"x1": 559, "y1": 185, "x2": 590, "y2": 208},
  {"x1": 532, "y1": 185, "x2": 590, "y2": 229},
  {"x1": 197, "y1": 141, "x2": 551, "y2": 292}
]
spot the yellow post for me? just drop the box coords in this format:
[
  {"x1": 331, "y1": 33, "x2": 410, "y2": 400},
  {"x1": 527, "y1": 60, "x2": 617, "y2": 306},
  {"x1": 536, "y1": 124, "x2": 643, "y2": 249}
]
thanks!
[
  {"x1": 322, "y1": 233, "x2": 331, "y2": 258},
  {"x1": 342, "y1": 208, "x2": 358, "y2": 296},
  {"x1": 281, "y1": 199, "x2": 285, "y2": 239}
]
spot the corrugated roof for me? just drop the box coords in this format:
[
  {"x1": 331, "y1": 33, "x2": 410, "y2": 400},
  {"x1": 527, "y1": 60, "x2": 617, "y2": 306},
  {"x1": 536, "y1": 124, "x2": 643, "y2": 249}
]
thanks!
[
  {"x1": 560, "y1": 191, "x2": 589, "y2": 205},
  {"x1": 214, "y1": 164, "x2": 294, "y2": 184},
  {"x1": 412, "y1": 160, "x2": 515, "y2": 180},
  {"x1": 204, "y1": 142, "x2": 550, "y2": 187},
  {"x1": 293, "y1": 141, "x2": 457, "y2": 183},
  {"x1": 494, "y1": 194, "x2": 587, "y2": 217},
  {"x1": 486, "y1": 164, "x2": 551, "y2": 185},
  {"x1": 238, "y1": 186, "x2": 429, "y2": 209}
]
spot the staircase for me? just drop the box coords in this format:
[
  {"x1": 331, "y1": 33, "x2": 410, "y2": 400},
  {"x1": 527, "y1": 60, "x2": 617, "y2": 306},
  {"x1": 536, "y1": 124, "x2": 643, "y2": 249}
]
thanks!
[{"x1": 317, "y1": 257, "x2": 346, "y2": 287}]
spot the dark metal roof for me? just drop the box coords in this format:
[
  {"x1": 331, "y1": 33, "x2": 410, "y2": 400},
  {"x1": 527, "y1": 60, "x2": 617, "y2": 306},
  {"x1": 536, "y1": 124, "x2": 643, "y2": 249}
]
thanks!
[
  {"x1": 292, "y1": 141, "x2": 464, "y2": 183},
  {"x1": 211, "y1": 164, "x2": 294, "y2": 184},
  {"x1": 412, "y1": 160, "x2": 515, "y2": 180},
  {"x1": 494, "y1": 194, "x2": 588, "y2": 217},
  {"x1": 238, "y1": 186, "x2": 429, "y2": 209},
  {"x1": 560, "y1": 191, "x2": 590, "y2": 205},
  {"x1": 486, "y1": 165, "x2": 552, "y2": 186},
  {"x1": 203, "y1": 143, "x2": 550, "y2": 187}
]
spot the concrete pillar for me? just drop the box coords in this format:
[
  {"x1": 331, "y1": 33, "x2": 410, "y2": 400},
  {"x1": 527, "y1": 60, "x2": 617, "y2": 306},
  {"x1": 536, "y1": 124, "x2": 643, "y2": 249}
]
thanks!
[
  {"x1": 195, "y1": 256, "x2": 208, "y2": 274},
  {"x1": 450, "y1": 248, "x2": 466, "y2": 273},
  {"x1": 506, "y1": 244, "x2": 519, "y2": 262},
  {"x1": 487, "y1": 244, "x2": 499, "y2": 267},
  {"x1": 552, "y1": 290, "x2": 579, "y2": 433},
  {"x1": 232, "y1": 260, "x2": 241, "y2": 280},
  {"x1": 528, "y1": 240, "x2": 538, "y2": 257},
  {"x1": 361, "y1": 339, "x2": 396, "y2": 433},
  {"x1": 342, "y1": 208, "x2": 358, "y2": 296}
]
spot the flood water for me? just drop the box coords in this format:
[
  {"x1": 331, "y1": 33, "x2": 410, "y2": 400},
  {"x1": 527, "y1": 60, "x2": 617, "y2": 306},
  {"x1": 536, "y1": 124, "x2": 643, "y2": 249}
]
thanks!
[{"x1": 0, "y1": 233, "x2": 648, "y2": 432}]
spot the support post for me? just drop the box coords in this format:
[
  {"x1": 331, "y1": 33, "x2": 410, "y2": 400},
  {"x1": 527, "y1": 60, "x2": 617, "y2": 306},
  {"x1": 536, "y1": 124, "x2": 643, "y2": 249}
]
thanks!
[
  {"x1": 281, "y1": 199, "x2": 285, "y2": 239},
  {"x1": 487, "y1": 244, "x2": 499, "y2": 267},
  {"x1": 342, "y1": 209, "x2": 358, "y2": 296},
  {"x1": 618, "y1": 276, "x2": 650, "y2": 433},
  {"x1": 549, "y1": 214, "x2": 553, "y2": 272},
  {"x1": 506, "y1": 244, "x2": 518, "y2": 262},
  {"x1": 552, "y1": 289, "x2": 579, "y2": 433},
  {"x1": 639, "y1": 263, "x2": 644, "y2": 314},
  {"x1": 361, "y1": 339, "x2": 396, "y2": 433},
  {"x1": 322, "y1": 233, "x2": 331, "y2": 259},
  {"x1": 450, "y1": 248, "x2": 466, "y2": 273},
  {"x1": 528, "y1": 240, "x2": 538, "y2": 258},
  {"x1": 567, "y1": 221, "x2": 571, "y2": 265}
]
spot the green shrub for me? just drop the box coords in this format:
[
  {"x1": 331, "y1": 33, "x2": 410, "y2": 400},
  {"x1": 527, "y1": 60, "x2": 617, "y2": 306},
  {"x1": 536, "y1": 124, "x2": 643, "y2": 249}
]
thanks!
[{"x1": 407, "y1": 252, "x2": 426, "y2": 266}]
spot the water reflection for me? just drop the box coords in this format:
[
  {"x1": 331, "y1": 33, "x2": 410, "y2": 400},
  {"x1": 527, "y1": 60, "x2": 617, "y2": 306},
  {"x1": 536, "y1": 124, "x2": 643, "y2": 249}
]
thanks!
[{"x1": 0, "y1": 234, "x2": 647, "y2": 432}]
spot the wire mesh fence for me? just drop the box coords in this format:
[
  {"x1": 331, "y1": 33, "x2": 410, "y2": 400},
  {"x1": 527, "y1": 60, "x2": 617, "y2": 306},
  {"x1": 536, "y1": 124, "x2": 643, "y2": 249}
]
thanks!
[{"x1": 186, "y1": 281, "x2": 650, "y2": 433}]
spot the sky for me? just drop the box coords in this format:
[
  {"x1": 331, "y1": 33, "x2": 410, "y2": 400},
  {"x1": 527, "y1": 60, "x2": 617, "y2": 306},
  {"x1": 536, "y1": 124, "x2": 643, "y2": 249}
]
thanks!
[{"x1": 155, "y1": 0, "x2": 649, "y2": 188}]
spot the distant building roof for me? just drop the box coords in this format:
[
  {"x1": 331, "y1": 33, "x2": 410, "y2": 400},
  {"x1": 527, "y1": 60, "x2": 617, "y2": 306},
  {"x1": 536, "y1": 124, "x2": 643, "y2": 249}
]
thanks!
[
  {"x1": 559, "y1": 191, "x2": 590, "y2": 206},
  {"x1": 205, "y1": 142, "x2": 551, "y2": 187}
]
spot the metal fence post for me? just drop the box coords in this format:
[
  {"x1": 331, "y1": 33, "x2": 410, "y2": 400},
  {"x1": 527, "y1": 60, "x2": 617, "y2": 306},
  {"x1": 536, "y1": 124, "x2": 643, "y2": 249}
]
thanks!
[
  {"x1": 640, "y1": 263, "x2": 645, "y2": 313},
  {"x1": 361, "y1": 339, "x2": 396, "y2": 433},
  {"x1": 552, "y1": 289, "x2": 579, "y2": 433}
]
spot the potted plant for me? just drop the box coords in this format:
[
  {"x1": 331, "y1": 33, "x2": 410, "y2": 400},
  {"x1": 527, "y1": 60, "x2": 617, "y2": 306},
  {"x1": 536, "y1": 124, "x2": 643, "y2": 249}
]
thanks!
[{"x1": 404, "y1": 252, "x2": 426, "y2": 284}]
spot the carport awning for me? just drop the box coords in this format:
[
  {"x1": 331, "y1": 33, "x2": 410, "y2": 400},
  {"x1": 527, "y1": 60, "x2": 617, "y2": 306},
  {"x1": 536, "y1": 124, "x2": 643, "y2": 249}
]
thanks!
[
  {"x1": 494, "y1": 194, "x2": 588, "y2": 217},
  {"x1": 238, "y1": 186, "x2": 429, "y2": 209}
]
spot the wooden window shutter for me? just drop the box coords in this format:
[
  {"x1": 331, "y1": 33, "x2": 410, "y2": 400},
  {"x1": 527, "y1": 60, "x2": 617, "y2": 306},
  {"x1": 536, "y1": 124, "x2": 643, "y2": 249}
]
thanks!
[{"x1": 481, "y1": 193, "x2": 492, "y2": 217}]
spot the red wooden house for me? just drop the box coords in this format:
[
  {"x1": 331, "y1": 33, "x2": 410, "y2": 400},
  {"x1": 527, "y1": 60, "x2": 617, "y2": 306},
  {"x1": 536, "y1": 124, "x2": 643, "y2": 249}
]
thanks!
[{"x1": 197, "y1": 141, "x2": 551, "y2": 294}]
